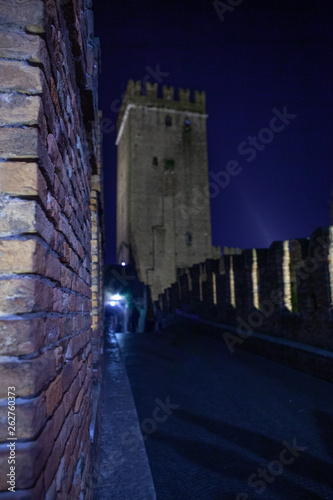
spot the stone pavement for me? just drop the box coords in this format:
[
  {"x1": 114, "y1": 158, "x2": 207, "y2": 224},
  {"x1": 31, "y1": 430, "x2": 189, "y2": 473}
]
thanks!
[
  {"x1": 95, "y1": 332, "x2": 156, "y2": 500},
  {"x1": 116, "y1": 326, "x2": 333, "y2": 500}
]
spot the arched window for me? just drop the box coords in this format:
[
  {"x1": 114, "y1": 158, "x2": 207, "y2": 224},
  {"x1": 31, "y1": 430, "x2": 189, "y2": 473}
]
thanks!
[
  {"x1": 152, "y1": 156, "x2": 158, "y2": 166},
  {"x1": 165, "y1": 115, "x2": 172, "y2": 126}
]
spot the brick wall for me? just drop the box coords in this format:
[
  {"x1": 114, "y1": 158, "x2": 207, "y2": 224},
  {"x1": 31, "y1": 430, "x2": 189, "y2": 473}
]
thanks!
[
  {"x1": 90, "y1": 111, "x2": 104, "y2": 383},
  {"x1": 159, "y1": 227, "x2": 333, "y2": 352},
  {"x1": 0, "y1": 1, "x2": 103, "y2": 498}
]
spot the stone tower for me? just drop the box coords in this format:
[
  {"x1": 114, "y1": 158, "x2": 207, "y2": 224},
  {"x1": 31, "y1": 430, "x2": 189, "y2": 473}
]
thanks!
[{"x1": 116, "y1": 80, "x2": 214, "y2": 300}]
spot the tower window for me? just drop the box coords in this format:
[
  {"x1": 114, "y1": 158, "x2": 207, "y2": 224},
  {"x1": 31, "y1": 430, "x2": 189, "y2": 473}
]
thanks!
[
  {"x1": 165, "y1": 115, "x2": 172, "y2": 126},
  {"x1": 153, "y1": 156, "x2": 158, "y2": 166},
  {"x1": 164, "y1": 159, "x2": 175, "y2": 171},
  {"x1": 186, "y1": 232, "x2": 192, "y2": 245}
]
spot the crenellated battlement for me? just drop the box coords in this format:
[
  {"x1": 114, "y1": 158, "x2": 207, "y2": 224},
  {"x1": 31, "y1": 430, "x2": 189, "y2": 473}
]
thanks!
[
  {"x1": 117, "y1": 80, "x2": 206, "y2": 130},
  {"x1": 163, "y1": 85, "x2": 174, "y2": 100}
]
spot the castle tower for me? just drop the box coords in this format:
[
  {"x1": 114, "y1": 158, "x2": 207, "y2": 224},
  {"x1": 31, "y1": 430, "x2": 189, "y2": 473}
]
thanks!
[{"x1": 116, "y1": 80, "x2": 213, "y2": 300}]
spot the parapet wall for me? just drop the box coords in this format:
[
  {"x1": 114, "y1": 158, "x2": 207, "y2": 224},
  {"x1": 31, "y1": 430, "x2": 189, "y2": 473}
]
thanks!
[
  {"x1": 159, "y1": 227, "x2": 333, "y2": 354},
  {"x1": 0, "y1": 1, "x2": 103, "y2": 498},
  {"x1": 117, "y1": 80, "x2": 206, "y2": 131}
]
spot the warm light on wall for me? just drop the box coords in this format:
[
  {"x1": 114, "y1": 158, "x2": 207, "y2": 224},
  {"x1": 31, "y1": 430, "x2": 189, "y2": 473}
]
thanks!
[
  {"x1": 230, "y1": 256, "x2": 236, "y2": 308},
  {"x1": 252, "y1": 249, "x2": 260, "y2": 310},
  {"x1": 283, "y1": 240, "x2": 292, "y2": 311},
  {"x1": 212, "y1": 272, "x2": 217, "y2": 305}
]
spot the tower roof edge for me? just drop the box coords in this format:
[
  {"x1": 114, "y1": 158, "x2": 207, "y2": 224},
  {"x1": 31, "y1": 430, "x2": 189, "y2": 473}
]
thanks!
[{"x1": 117, "y1": 81, "x2": 206, "y2": 131}]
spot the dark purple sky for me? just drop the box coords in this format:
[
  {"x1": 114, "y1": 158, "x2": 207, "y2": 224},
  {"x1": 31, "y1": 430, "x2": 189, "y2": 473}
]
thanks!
[{"x1": 93, "y1": 0, "x2": 333, "y2": 264}]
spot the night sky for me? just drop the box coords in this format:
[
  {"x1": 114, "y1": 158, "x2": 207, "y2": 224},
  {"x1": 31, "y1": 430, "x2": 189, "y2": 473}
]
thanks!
[{"x1": 93, "y1": 0, "x2": 333, "y2": 264}]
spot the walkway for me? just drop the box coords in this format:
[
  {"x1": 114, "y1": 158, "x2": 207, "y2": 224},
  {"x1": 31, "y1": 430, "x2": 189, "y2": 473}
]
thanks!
[
  {"x1": 116, "y1": 326, "x2": 333, "y2": 500},
  {"x1": 95, "y1": 331, "x2": 156, "y2": 499}
]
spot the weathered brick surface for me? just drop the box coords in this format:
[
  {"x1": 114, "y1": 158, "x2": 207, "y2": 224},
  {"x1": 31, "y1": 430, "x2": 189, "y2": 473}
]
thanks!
[
  {"x1": 0, "y1": 94, "x2": 42, "y2": 126},
  {"x1": 0, "y1": 61, "x2": 44, "y2": 94},
  {"x1": 0, "y1": 394, "x2": 46, "y2": 442},
  {"x1": 0, "y1": 316, "x2": 86, "y2": 356},
  {"x1": 0, "y1": 31, "x2": 48, "y2": 66},
  {"x1": 0, "y1": 1, "x2": 44, "y2": 29},
  {"x1": 0, "y1": 162, "x2": 47, "y2": 201},
  {"x1": 0, "y1": 239, "x2": 60, "y2": 279},
  {"x1": 0, "y1": 127, "x2": 40, "y2": 159},
  {"x1": 0, "y1": 0, "x2": 103, "y2": 497},
  {"x1": 0, "y1": 350, "x2": 57, "y2": 399}
]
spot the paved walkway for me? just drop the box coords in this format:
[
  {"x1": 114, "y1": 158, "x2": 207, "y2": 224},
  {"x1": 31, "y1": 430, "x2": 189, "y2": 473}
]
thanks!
[
  {"x1": 95, "y1": 332, "x2": 156, "y2": 500},
  {"x1": 116, "y1": 327, "x2": 333, "y2": 500}
]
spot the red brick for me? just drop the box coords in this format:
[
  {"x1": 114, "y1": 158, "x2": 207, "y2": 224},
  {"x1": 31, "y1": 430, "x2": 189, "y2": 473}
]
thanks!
[
  {"x1": 52, "y1": 402, "x2": 66, "y2": 441},
  {"x1": 0, "y1": 394, "x2": 46, "y2": 441},
  {"x1": 63, "y1": 372, "x2": 81, "y2": 415},
  {"x1": 0, "y1": 0, "x2": 104, "y2": 494},
  {"x1": 0, "y1": 349, "x2": 56, "y2": 398},
  {"x1": 66, "y1": 331, "x2": 88, "y2": 360},
  {"x1": 61, "y1": 356, "x2": 83, "y2": 394},
  {"x1": 57, "y1": 410, "x2": 74, "y2": 456},
  {"x1": 45, "y1": 375, "x2": 63, "y2": 417},
  {"x1": 0, "y1": 473, "x2": 45, "y2": 499},
  {"x1": 0, "y1": 419, "x2": 54, "y2": 490}
]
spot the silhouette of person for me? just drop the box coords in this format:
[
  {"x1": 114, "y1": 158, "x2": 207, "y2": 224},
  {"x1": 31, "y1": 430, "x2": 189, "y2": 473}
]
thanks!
[{"x1": 130, "y1": 305, "x2": 140, "y2": 332}]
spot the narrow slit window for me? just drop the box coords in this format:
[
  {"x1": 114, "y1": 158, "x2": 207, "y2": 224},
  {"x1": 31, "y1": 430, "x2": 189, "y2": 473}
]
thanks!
[
  {"x1": 186, "y1": 232, "x2": 192, "y2": 246},
  {"x1": 165, "y1": 115, "x2": 172, "y2": 126},
  {"x1": 184, "y1": 118, "x2": 191, "y2": 131}
]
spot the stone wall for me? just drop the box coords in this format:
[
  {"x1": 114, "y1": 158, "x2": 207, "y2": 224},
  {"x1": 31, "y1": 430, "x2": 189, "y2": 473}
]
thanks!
[
  {"x1": 116, "y1": 81, "x2": 213, "y2": 301},
  {"x1": 0, "y1": 1, "x2": 103, "y2": 498},
  {"x1": 159, "y1": 227, "x2": 333, "y2": 353}
]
